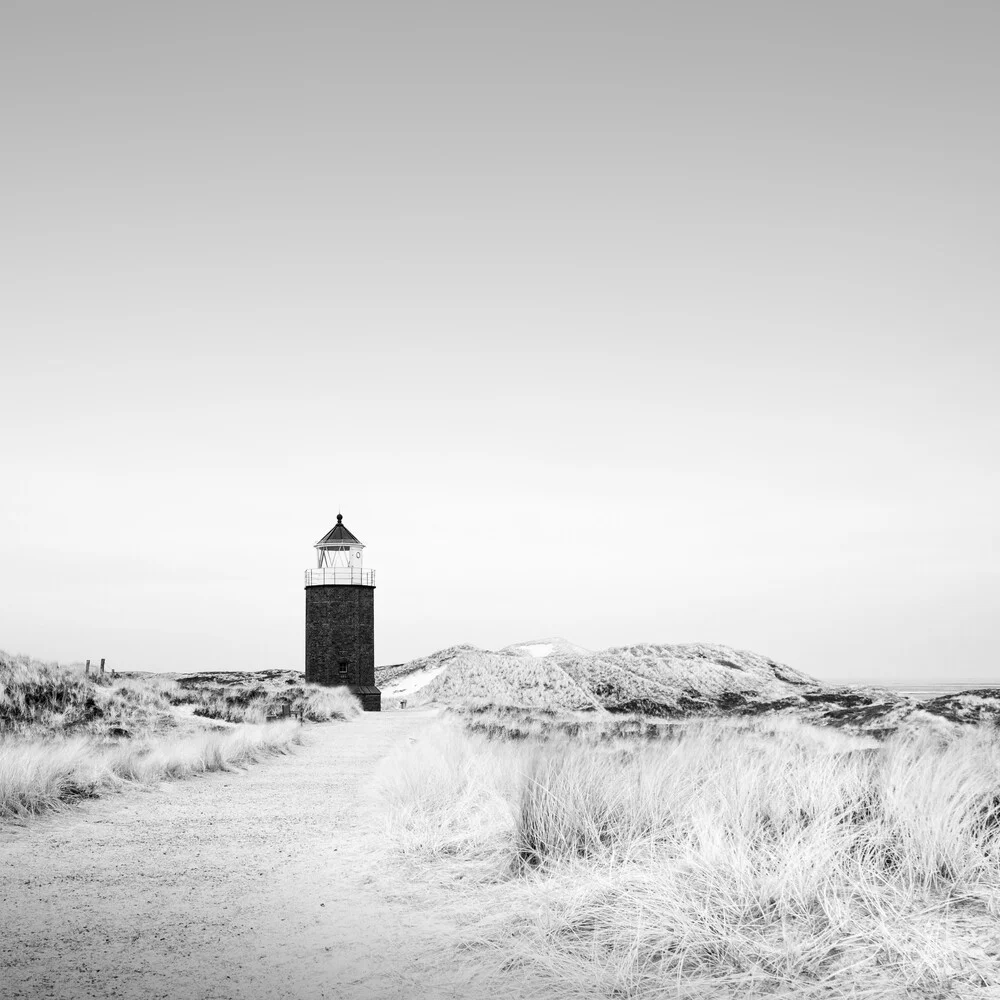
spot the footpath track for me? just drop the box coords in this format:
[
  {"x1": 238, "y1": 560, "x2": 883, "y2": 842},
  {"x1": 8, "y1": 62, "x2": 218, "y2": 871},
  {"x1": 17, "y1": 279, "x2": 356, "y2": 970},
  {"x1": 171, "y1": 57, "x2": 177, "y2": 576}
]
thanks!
[{"x1": 0, "y1": 709, "x2": 473, "y2": 1000}]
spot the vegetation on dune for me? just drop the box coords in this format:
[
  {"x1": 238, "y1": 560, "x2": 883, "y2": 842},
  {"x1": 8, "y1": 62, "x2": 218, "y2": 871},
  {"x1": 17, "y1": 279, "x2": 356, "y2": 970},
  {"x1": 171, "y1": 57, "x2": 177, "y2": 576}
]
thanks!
[
  {"x1": 378, "y1": 718, "x2": 1000, "y2": 998},
  {"x1": 569, "y1": 642, "x2": 817, "y2": 703},
  {"x1": 297, "y1": 685, "x2": 364, "y2": 722},
  {"x1": 0, "y1": 652, "x2": 181, "y2": 738},
  {"x1": 412, "y1": 650, "x2": 600, "y2": 711},
  {"x1": 176, "y1": 673, "x2": 363, "y2": 723},
  {"x1": 0, "y1": 650, "x2": 361, "y2": 821},
  {"x1": 391, "y1": 640, "x2": 999, "y2": 736},
  {"x1": 375, "y1": 645, "x2": 480, "y2": 687},
  {"x1": 393, "y1": 641, "x2": 829, "y2": 718},
  {"x1": 0, "y1": 721, "x2": 303, "y2": 818},
  {"x1": 1, "y1": 652, "x2": 363, "y2": 736}
]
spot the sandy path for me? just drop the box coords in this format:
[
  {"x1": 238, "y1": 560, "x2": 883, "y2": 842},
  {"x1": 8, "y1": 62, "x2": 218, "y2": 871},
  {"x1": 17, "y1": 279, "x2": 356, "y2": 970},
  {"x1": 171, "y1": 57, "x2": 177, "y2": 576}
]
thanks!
[{"x1": 0, "y1": 710, "x2": 477, "y2": 1000}]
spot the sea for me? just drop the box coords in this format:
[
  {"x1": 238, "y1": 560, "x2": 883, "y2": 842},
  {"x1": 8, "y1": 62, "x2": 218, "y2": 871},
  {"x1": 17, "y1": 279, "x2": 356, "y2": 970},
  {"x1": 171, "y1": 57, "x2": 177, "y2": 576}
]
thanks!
[{"x1": 862, "y1": 682, "x2": 1000, "y2": 700}]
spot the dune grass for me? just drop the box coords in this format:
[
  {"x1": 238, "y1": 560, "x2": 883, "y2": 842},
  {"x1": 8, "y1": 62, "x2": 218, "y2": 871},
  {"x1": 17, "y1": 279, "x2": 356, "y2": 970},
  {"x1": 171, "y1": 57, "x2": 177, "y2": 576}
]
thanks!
[
  {"x1": 1, "y1": 649, "x2": 362, "y2": 821},
  {"x1": 2, "y1": 649, "x2": 364, "y2": 729},
  {"x1": 299, "y1": 685, "x2": 364, "y2": 721},
  {"x1": 186, "y1": 680, "x2": 362, "y2": 723},
  {"x1": 0, "y1": 651, "x2": 186, "y2": 738},
  {"x1": 2, "y1": 649, "x2": 364, "y2": 731},
  {"x1": 377, "y1": 717, "x2": 1000, "y2": 997},
  {"x1": 0, "y1": 720, "x2": 304, "y2": 819}
]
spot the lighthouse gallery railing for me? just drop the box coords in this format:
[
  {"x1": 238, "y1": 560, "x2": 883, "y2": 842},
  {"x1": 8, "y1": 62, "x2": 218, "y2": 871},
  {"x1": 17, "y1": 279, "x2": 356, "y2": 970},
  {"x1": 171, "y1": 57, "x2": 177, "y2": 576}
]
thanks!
[{"x1": 304, "y1": 568, "x2": 376, "y2": 586}]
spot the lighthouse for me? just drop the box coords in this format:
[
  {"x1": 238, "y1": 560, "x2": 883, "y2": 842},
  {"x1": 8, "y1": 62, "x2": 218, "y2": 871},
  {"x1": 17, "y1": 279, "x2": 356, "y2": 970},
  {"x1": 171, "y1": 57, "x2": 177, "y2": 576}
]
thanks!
[{"x1": 304, "y1": 514, "x2": 381, "y2": 711}]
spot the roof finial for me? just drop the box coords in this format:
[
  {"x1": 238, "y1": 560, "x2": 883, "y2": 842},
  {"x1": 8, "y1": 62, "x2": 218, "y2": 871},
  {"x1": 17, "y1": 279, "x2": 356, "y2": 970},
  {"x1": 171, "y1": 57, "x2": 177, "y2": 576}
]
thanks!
[{"x1": 336, "y1": 513, "x2": 343, "y2": 523}]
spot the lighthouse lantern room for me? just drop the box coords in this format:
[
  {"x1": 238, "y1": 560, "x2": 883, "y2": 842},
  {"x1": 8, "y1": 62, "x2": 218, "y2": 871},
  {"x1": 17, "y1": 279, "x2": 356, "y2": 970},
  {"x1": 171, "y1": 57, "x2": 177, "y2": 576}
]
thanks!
[{"x1": 309, "y1": 513, "x2": 373, "y2": 585}]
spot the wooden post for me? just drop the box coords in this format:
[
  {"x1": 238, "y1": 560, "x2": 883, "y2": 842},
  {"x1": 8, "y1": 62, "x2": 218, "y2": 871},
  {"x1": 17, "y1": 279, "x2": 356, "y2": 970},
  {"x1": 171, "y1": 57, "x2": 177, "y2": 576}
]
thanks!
[
  {"x1": 100, "y1": 658, "x2": 105, "y2": 674},
  {"x1": 85, "y1": 659, "x2": 90, "y2": 675}
]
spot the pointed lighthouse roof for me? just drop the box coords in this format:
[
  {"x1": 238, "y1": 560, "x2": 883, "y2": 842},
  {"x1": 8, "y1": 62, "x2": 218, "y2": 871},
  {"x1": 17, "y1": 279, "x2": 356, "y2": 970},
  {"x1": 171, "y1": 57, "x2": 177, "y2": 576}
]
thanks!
[{"x1": 316, "y1": 514, "x2": 364, "y2": 548}]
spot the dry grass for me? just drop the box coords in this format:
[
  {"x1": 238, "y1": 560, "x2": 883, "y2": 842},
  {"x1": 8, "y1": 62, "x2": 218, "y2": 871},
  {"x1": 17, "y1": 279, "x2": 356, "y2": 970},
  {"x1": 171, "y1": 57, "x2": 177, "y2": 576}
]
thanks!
[
  {"x1": 0, "y1": 649, "x2": 362, "y2": 821},
  {"x1": 190, "y1": 690, "x2": 272, "y2": 725},
  {"x1": 300, "y1": 685, "x2": 363, "y2": 722},
  {"x1": 1, "y1": 650, "x2": 364, "y2": 732},
  {"x1": 178, "y1": 674, "x2": 362, "y2": 724},
  {"x1": 0, "y1": 651, "x2": 184, "y2": 738},
  {"x1": 0, "y1": 721, "x2": 303, "y2": 819},
  {"x1": 376, "y1": 717, "x2": 1000, "y2": 998}
]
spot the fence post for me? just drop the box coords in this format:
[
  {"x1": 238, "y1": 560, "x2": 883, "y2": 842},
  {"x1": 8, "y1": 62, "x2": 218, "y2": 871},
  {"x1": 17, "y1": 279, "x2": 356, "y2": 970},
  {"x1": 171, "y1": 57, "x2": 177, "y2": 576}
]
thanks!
[
  {"x1": 85, "y1": 659, "x2": 90, "y2": 675},
  {"x1": 100, "y1": 658, "x2": 105, "y2": 675}
]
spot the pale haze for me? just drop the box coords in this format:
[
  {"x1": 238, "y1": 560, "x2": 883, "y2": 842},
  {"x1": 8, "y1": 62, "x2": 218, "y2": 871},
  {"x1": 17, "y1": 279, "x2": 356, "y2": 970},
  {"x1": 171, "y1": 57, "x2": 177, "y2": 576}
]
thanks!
[{"x1": 2, "y1": 3, "x2": 997, "y2": 684}]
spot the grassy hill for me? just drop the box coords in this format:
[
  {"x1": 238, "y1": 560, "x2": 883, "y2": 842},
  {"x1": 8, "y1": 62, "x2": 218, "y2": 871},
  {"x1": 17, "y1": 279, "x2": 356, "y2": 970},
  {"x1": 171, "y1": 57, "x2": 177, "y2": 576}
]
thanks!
[
  {"x1": 412, "y1": 649, "x2": 600, "y2": 710},
  {"x1": 378, "y1": 638, "x2": 999, "y2": 736}
]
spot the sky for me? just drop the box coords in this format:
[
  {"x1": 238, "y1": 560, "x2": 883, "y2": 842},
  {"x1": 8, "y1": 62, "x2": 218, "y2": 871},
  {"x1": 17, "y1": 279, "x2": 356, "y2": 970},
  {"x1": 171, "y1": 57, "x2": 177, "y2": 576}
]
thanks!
[{"x1": 2, "y1": 2, "x2": 997, "y2": 684}]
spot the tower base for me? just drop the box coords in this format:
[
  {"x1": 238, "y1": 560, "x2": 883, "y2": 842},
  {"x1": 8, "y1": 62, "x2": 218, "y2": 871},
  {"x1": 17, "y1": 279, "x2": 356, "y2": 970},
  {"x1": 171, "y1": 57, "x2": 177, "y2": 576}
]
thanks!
[{"x1": 350, "y1": 685, "x2": 382, "y2": 712}]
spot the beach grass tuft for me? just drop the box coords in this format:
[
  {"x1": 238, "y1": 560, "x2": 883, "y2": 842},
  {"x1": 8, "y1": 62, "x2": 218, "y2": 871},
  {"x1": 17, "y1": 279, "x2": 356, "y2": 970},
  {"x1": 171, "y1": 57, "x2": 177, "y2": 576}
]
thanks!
[{"x1": 377, "y1": 716, "x2": 1000, "y2": 997}]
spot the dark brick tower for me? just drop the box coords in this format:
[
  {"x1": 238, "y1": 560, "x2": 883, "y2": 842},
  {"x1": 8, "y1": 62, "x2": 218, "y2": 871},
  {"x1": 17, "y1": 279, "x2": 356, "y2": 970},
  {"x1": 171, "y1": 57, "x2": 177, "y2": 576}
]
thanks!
[{"x1": 304, "y1": 514, "x2": 381, "y2": 711}]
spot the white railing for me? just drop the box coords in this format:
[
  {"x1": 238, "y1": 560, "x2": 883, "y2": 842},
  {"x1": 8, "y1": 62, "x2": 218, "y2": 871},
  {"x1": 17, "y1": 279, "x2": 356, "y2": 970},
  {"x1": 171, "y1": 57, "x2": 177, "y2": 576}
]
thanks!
[{"x1": 305, "y1": 567, "x2": 376, "y2": 587}]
